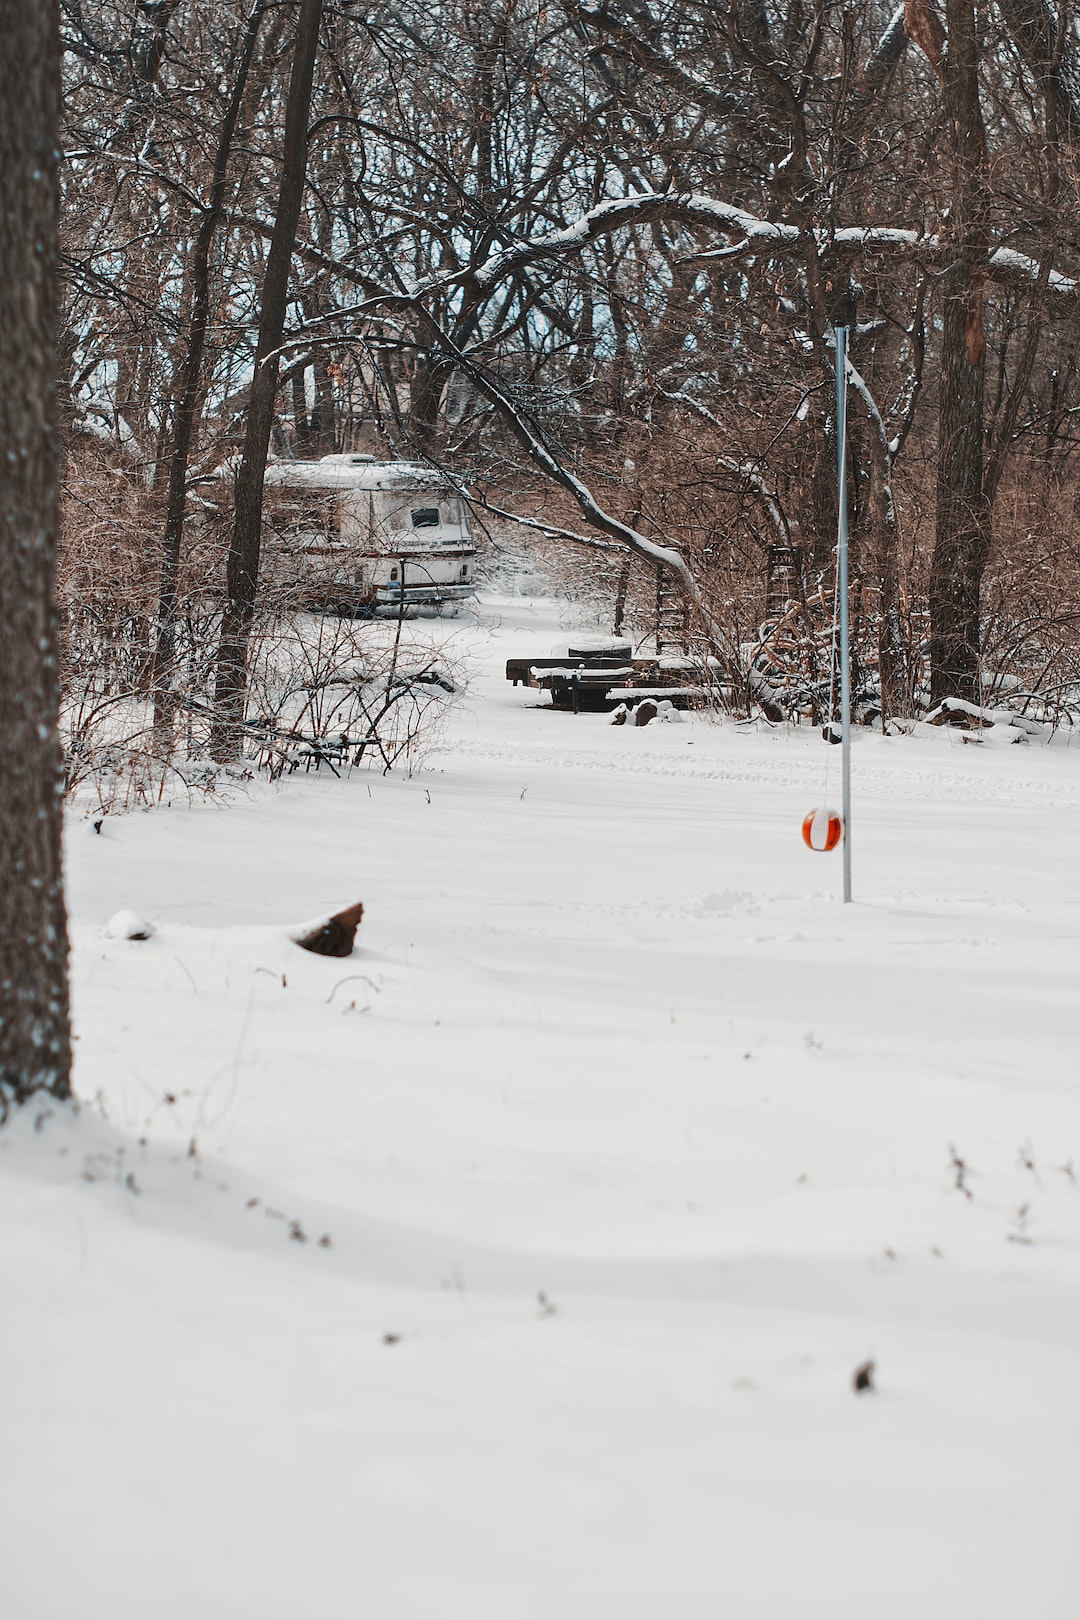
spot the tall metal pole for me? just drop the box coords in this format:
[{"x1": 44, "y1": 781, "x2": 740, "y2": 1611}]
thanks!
[{"x1": 835, "y1": 326, "x2": 853, "y2": 903}]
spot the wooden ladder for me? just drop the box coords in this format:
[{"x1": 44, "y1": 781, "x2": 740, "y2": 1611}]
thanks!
[{"x1": 655, "y1": 567, "x2": 689, "y2": 658}]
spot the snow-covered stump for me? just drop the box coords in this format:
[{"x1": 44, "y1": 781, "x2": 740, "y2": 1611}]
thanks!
[
  {"x1": 293, "y1": 902, "x2": 365, "y2": 958},
  {"x1": 104, "y1": 911, "x2": 155, "y2": 942}
]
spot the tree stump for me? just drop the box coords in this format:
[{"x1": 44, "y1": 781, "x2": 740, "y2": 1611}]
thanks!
[{"x1": 294, "y1": 902, "x2": 364, "y2": 958}]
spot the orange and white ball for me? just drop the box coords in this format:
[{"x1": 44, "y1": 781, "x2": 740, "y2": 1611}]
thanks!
[{"x1": 802, "y1": 807, "x2": 843, "y2": 852}]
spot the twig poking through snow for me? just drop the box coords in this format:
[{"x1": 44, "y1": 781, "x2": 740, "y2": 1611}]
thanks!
[{"x1": 948, "y1": 1143, "x2": 973, "y2": 1199}]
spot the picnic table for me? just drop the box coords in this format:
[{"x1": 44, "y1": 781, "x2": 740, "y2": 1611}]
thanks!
[{"x1": 506, "y1": 647, "x2": 708, "y2": 713}]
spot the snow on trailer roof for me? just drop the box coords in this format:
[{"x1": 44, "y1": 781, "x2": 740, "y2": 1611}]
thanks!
[{"x1": 263, "y1": 455, "x2": 451, "y2": 493}]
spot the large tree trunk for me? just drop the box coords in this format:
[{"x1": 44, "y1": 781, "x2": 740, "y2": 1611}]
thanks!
[
  {"x1": 0, "y1": 0, "x2": 71, "y2": 1114},
  {"x1": 210, "y1": 0, "x2": 323, "y2": 760},
  {"x1": 929, "y1": 0, "x2": 991, "y2": 704}
]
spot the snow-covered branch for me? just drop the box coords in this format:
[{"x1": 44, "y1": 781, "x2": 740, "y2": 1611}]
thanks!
[
  {"x1": 834, "y1": 227, "x2": 1079, "y2": 296},
  {"x1": 842, "y1": 355, "x2": 899, "y2": 531},
  {"x1": 470, "y1": 194, "x2": 799, "y2": 289},
  {"x1": 304, "y1": 195, "x2": 1080, "y2": 337},
  {"x1": 861, "y1": 4, "x2": 908, "y2": 94},
  {"x1": 480, "y1": 503, "x2": 629, "y2": 554},
  {"x1": 842, "y1": 359, "x2": 892, "y2": 474},
  {"x1": 415, "y1": 336, "x2": 741, "y2": 677}
]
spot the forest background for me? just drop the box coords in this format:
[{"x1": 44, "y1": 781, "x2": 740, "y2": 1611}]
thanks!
[{"x1": 56, "y1": 0, "x2": 1080, "y2": 753}]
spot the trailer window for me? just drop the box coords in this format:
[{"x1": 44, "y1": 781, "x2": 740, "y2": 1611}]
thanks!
[
  {"x1": 270, "y1": 490, "x2": 340, "y2": 545},
  {"x1": 411, "y1": 506, "x2": 440, "y2": 528}
]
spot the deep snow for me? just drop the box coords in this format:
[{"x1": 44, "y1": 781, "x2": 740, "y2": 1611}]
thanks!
[{"x1": 2, "y1": 592, "x2": 1079, "y2": 1619}]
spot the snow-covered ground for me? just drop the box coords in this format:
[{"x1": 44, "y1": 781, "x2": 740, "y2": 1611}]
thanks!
[{"x1": 3, "y1": 591, "x2": 1079, "y2": 1619}]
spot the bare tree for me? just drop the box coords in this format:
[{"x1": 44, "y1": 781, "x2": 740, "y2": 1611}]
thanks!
[
  {"x1": 51, "y1": 1, "x2": 1080, "y2": 738},
  {"x1": 0, "y1": 0, "x2": 71, "y2": 1115},
  {"x1": 927, "y1": 0, "x2": 992, "y2": 703},
  {"x1": 152, "y1": 0, "x2": 268, "y2": 745},
  {"x1": 210, "y1": 0, "x2": 324, "y2": 760}
]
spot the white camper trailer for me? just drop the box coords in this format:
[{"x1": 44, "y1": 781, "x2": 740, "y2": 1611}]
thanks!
[{"x1": 262, "y1": 454, "x2": 476, "y2": 614}]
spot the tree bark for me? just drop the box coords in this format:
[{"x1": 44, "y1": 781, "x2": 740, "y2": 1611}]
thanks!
[
  {"x1": 929, "y1": 0, "x2": 991, "y2": 704},
  {"x1": 869, "y1": 453, "x2": 909, "y2": 721},
  {"x1": 210, "y1": 0, "x2": 323, "y2": 760},
  {"x1": 0, "y1": 0, "x2": 71, "y2": 1113}
]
